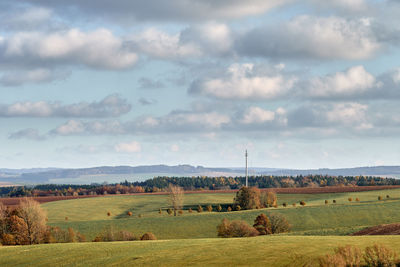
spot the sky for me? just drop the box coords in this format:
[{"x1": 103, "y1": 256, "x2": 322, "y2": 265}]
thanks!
[{"x1": 1, "y1": 0, "x2": 400, "y2": 169}]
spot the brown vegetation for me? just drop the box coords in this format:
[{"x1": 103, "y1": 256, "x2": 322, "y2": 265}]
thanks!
[
  {"x1": 351, "y1": 223, "x2": 400, "y2": 236},
  {"x1": 140, "y1": 232, "x2": 157, "y2": 240}
]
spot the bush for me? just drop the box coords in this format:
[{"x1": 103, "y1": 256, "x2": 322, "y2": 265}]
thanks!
[
  {"x1": 197, "y1": 205, "x2": 203, "y2": 213},
  {"x1": 319, "y1": 245, "x2": 362, "y2": 267},
  {"x1": 140, "y1": 232, "x2": 157, "y2": 241},
  {"x1": 235, "y1": 205, "x2": 241, "y2": 211},
  {"x1": 188, "y1": 208, "x2": 193, "y2": 213},
  {"x1": 217, "y1": 218, "x2": 258, "y2": 238},
  {"x1": 178, "y1": 210, "x2": 183, "y2": 215},
  {"x1": 282, "y1": 202, "x2": 287, "y2": 207},
  {"x1": 356, "y1": 198, "x2": 360, "y2": 202},
  {"x1": 325, "y1": 200, "x2": 328, "y2": 205},
  {"x1": 292, "y1": 203, "x2": 296, "y2": 207},
  {"x1": 217, "y1": 205, "x2": 222, "y2": 212},
  {"x1": 206, "y1": 205, "x2": 213, "y2": 212},
  {"x1": 364, "y1": 244, "x2": 398, "y2": 267},
  {"x1": 158, "y1": 208, "x2": 162, "y2": 214},
  {"x1": 227, "y1": 206, "x2": 232, "y2": 212},
  {"x1": 234, "y1": 187, "x2": 261, "y2": 210},
  {"x1": 387, "y1": 195, "x2": 390, "y2": 199},
  {"x1": 167, "y1": 208, "x2": 173, "y2": 215},
  {"x1": 253, "y1": 214, "x2": 271, "y2": 235},
  {"x1": 260, "y1": 191, "x2": 277, "y2": 208},
  {"x1": 268, "y1": 213, "x2": 290, "y2": 234},
  {"x1": 1, "y1": 234, "x2": 16, "y2": 245},
  {"x1": 348, "y1": 197, "x2": 353, "y2": 202},
  {"x1": 300, "y1": 201, "x2": 306, "y2": 206},
  {"x1": 127, "y1": 211, "x2": 132, "y2": 216},
  {"x1": 107, "y1": 212, "x2": 111, "y2": 216},
  {"x1": 333, "y1": 200, "x2": 336, "y2": 204},
  {"x1": 378, "y1": 196, "x2": 383, "y2": 201},
  {"x1": 65, "y1": 216, "x2": 68, "y2": 221},
  {"x1": 93, "y1": 226, "x2": 136, "y2": 242}
]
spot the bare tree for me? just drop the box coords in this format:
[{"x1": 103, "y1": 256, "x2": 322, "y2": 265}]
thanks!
[
  {"x1": 0, "y1": 202, "x2": 6, "y2": 221},
  {"x1": 18, "y1": 198, "x2": 47, "y2": 244},
  {"x1": 168, "y1": 184, "x2": 184, "y2": 216}
]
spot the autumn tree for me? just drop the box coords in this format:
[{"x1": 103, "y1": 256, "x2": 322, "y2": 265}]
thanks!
[
  {"x1": 17, "y1": 198, "x2": 47, "y2": 244},
  {"x1": 269, "y1": 213, "x2": 290, "y2": 234},
  {"x1": 253, "y1": 214, "x2": 271, "y2": 235},
  {"x1": 234, "y1": 187, "x2": 261, "y2": 210},
  {"x1": 261, "y1": 191, "x2": 277, "y2": 207},
  {"x1": 168, "y1": 184, "x2": 184, "y2": 216}
]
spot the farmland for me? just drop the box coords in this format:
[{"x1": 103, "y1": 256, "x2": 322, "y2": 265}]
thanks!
[{"x1": 40, "y1": 188, "x2": 400, "y2": 240}]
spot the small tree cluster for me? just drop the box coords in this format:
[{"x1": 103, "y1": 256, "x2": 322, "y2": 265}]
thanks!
[
  {"x1": 217, "y1": 219, "x2": 258, "y2": 238},
  {"x1": 324, "y1": 200, "x2": 328, "y2": 205},
  {"x1": 217, "y1": 205, "x2": 222, "y2": 212},
  {"x1": 234, "y1": 187, "x2": 262, "y2": 210},
  {"x1": 93, "y1": 226, "x2": 136, "y2": 242},
  {"x1": 140, "y1": 232, "x2": 157, "y2": 240},
  {"x1": 197, "y1": 205, "x2": 203, "y2": 213},
  {"x1": 378, "y1": 196, "x2": 383, "y2": 201},
  {"x1": 348, "y1": 197, "x2": 353, "y2": 202},
  {"x1": 299, "y1": 201, "x2": 306, "y2": 206},
  {"x1": 206, "y1": 205, "x2": 213, "y2": 212},
  {"x1": 356, "y1": 198, "x2": 360, "y2": 202}
]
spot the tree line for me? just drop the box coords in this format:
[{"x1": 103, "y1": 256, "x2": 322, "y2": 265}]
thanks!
[{"x1": 1, "y1": 174, "x2": 399, "y2": 197}]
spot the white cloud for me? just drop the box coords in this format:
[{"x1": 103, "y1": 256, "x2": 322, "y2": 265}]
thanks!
[
  {"x1": 392, "y1": 68, "x2": 400, "y2": 84},
  {"x1": 114, "y1": 141, "x2": 141, "y2": 153},
  {"x1": 0, "y1": 68, "x2": 67, "y2": 86},
  {"x1": 9, "y1": 128, "x2": 46, "y2": 141},
  {"x1": 1, "y1": 28, "x2": 138, "y2": 70},
  {"x1": 237, "y1": 16, "x2": 380, "y2": 60},
  {"x1": 308, "y1": 65, "x2": 377, "y2": 98},
  {"x1": 190, "y1": 63, "x2": 296, "y2": 100},
  {"x1": 326, "y1": 103, "x2": 370, "y2": 127},
  {"x1": 240, "y1": 107, "x2": 275, "y2": 124},
  {"x1": 309, "y1": 0, "x2": 368, "y2": 13},
  {"x1": 0, "y1": 95, "x2": 131, "y2": 117}
]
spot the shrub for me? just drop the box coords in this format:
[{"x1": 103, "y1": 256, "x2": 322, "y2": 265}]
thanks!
[
  {"x1": 356, "y1": 198, "x2": 360, "y2": 202},
  {"x1": 217, "y1": 218, "x2": 258, "y2": 238},
  {"x1": 282, "y1": 202, "x2": 287, "y2": 207},
  {"x1": 292, "y1": 203, "x2": 296, "y2": 207},
  {"x1": 260, "y1": 191, "x2": 277, "y2": 208},
  {"x1": 138, "y1": 214, "x2": 143, "y2": 218},
  {"x1": 253, "y1": 214, "x2": 271, "y2": 235},
  {"x1": 378, "y1": 196, "x2": 383, "y2": 201},
  {"x1": 178, "y1": 210, "x2": 183, "y2": 215},
  {"x1": 268, "y1": 213, "x2": 290, "y2": 234},
  {"x1": 67, "y1": 227, "x2": 76, "y2": 243},
  {"x1": 333, "y1": 200, "x2": 336, "y2": 204},
  {"x1": 197, "y1": 205, "x2": 203, "y2": 213},
  {"x1": 300, "y1": 201, "x2": 306, "y2": 206},
  {"x1": 348, "y1": 197, "x2": 352, "y2": 202},
  {"x1": 141, "y1": 232, "x2": 157, "y2": 240},
  {"x1": 235, "y1": 205, "x2": 241, "y2": 211},
  {"x1": 65, "y1": 216, "x2": 68, "y2": 221},
  {"x1": 107, "y1": 212, "x2": 111, "y2": 216},
  {"x1": 127, "y1": 211, "x2": 132, "y2": 216},
  {"x1": 217, "y1": 205, "x2": 222, "y2": 212},
  {"x1": 158, "y1": 208, "x2": 162, "y2": 214},
  {"x1": 227, "y1": 206, "x2": 232, "y2": 212},
  {"x1": 234, "y1": 187, "x2": 261, "y2": 210},
  {"x1": 188, "y1": 208, "x2": 193, "y2": 213},
  {"x1": 167, "y1": 208, "x2": 173, "y2": 215},
  {"x1": 319, "y1": 245, "x2": 362, "y2": 267},
  {"x1": 207, "y1": 205, "x2": 213, "y2": 212},
  {"x1": 325, "y1": 200, "x2": 328, "y2": 205},
  {"x1": 364, "y1": 244, "x2": 398, "y2": 267},
  {"x1": 1, "y1": 234, "x2": 16, "y2": 245},
  {"x1": 93, "y1": 226, "x2": 136, "y2": 242},
  {"x1": 386, "y1": 195, "x2": 390, "y2": 199}
]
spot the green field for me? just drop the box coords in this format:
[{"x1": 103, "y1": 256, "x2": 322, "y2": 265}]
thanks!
[
  {"x1": 42, "y1": 189, "x2": 400, "y2": 240},
  {"x1": 1, "y1": 235, "x2": 400, "y2": 266}
]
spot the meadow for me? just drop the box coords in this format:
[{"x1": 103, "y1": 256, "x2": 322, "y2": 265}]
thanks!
[
  {"x1": 1, "y1": 235, "x2": 400, "y2": 266},
  {"x1": 42, "y1": 188, "x2": 400, "y2": 240}
]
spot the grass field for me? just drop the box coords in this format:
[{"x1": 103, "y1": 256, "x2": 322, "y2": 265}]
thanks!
[
  {"x1": 42, "y1": 188, "x2": 400, "y2": 240},
  {"x1": 1, "y1": 235, "x2": 400, "y2": 266}
]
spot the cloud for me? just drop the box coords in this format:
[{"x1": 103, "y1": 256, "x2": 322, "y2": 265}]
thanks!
[
  {"x1": 51, "y1": 119, "x2": 124, "y2": 135},
  {"x1": 308, "y1": 0, "x2": 369, "y2": 13},
  {"x1": 9, "y1": 128, "x2": 47, "y2": 141},
  {"x1": 0, "y1": 95, "x2": 131, "y2": 118},
  {"x1": 1, "y1": 7, "x2": 53, "y2": 31},
  {"x1": 0, "y1": 68, "x2": 68, "y2": 86},
  {"x1": 190, "y1": 63, "x2": 296, "y2": 100},
  {"x1": 138, "y1": 98, "x2": 157, "y2": 106},
  {"x1": 0, "y1": 28, "x2": 138, "y2": 70},
  {"x1": 138, "y1": 77, "x2": 165, "y2": 89},
  {"x1": 236, "y1": 16, "x2": 380, "y2": 60},
  {"x1": 307, "y1": 65, "x2": 378, "y2": 98},
  {"x1": 18, "y1": 0, "x2": 291, "y2": 22},
  {"x1": 114, "y1": 141, "x2": 141, "y2": 153}
]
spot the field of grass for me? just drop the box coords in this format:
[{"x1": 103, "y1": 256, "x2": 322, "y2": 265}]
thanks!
[
  {"x1": 42, "y1": 188, "x2": 400, "y2": 240},
  {"x1": 1, "y1": 235, "x2": 400, "y2": 266}
]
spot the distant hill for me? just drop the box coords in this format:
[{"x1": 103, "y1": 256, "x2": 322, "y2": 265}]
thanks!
[{"x1": 0, "y1": 165, "x2": 400, "y2": 185}]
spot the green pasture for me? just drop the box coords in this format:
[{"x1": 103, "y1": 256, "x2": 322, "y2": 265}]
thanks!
[
  {"x1": 42, "y1": 188, "x2": 400, "y2": 240},
  {"x1": 1, "y1": 235, "x2": 400, "y2": 267}
]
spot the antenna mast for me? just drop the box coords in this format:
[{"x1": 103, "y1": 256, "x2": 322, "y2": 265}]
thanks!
[{"x1": 245, "y1": 150, "x2": 248, "y2": 187}]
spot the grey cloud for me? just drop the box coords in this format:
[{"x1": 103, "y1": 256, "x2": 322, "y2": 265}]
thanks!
[
  {"x1": 0, "y1": 68, "x2": 69, "y2": 86},
  {"x1": 9, "y1": 128, "x2": 47, "y2": 141},
  {"x1": 18, "y1": 0, "x2": 291, "y2": 23},
  {"x1": 138, "y1": 98, "x2": 157, "y2": 106},
  {"x1": 138, "y1": 77, "x2": 165, "y2": 89},
  {"x1": 0, "y1": 94, "x2": 131, "y2": 118}
]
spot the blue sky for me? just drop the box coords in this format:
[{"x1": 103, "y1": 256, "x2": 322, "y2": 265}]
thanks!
[{"x1": 1, "y1": 0, "x2": 400, "y2": 169}]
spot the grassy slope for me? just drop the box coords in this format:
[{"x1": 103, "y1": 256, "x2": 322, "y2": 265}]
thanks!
[
  {"x1": 1, "y1": 236, "x2": 400, "y2": 267},
  {"x1": 42, "y1": 189, "x2": 400, "y2": 240}
]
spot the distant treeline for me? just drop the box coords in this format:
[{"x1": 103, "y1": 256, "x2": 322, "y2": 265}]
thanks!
[{"x1": 1, "y1": 175, "x2": 399, "y2": 197}]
